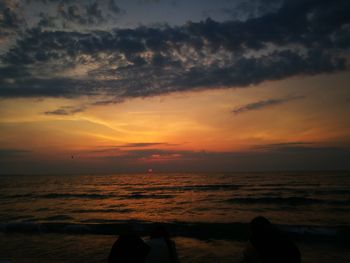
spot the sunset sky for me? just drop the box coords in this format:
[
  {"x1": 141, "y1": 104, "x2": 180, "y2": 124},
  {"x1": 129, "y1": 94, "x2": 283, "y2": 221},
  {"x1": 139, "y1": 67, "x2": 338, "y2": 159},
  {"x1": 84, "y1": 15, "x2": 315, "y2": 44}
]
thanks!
[{"x1": 1, "y1": 0, "x2": 350, "y2": 174}]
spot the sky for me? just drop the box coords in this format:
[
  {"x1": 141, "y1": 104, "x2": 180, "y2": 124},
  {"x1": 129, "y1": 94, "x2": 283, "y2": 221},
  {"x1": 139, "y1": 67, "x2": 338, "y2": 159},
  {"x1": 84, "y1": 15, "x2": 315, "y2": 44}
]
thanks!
[{"x1": 0, "y1": 0, "x2": 350, "y2": 174}]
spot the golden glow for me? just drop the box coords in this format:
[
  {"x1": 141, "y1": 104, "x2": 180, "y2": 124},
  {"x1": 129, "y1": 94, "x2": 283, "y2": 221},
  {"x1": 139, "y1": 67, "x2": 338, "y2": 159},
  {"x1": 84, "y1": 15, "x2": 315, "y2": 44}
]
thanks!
[{"x1": 1, "y1": 72, "x2": 350, "y2": 168}]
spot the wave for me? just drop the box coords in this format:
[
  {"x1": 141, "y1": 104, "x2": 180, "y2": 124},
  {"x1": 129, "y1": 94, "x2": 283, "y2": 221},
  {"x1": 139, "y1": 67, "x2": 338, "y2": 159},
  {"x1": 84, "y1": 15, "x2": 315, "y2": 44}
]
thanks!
[
  {"x1": 40, "y1": 193, "x2": 114, "y2": 199},
  {"x1": 311, "y1": 189, "x2": 350, "y2": 195},
  {"x1": 0, "y1": 221, "x2": 349, "y2": 242},
  {"x1": 3, "y1": 184, "x2": 242, "y2": 199},
  {"x1": 124, "y1": 193, "x2": 175, "y2": 199},
  {"x1": 71, "y1": 208, "x2": 134, "y2": 214},
  {"x1": 4, "y1": 193, "x2": 175, "y2": 200},
  {"x1": 226, "y1": 197, "x2": 350, "y2": 206},
  {"x1": 44, "y1": 215, "x2": 75, "y2": 221},
  {"x1": 5, "y1": 193, "x2": 114, "y2": 199},
  {"x1": 146, "y1": 184, "x2": 242, "y2": 192}
]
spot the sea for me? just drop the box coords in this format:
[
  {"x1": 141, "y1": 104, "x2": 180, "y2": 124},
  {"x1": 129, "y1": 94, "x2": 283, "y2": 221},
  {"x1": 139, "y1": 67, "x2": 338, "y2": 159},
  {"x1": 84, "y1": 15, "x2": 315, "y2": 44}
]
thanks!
[{"x1": 0, "y1": 171, "x2": 349, "y2": 262}]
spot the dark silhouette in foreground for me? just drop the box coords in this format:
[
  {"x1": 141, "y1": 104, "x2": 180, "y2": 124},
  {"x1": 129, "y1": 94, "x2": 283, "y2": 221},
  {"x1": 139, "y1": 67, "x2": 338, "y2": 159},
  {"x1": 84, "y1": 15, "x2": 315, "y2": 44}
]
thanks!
[
  {"x1": 243, "y1": 216, "x2": 301, "y2": 263},
  {"x1": 108, "y1": 217, "x2": 299, "y2": 263},
  {"x1": 108, "y1": 224, "x2": 179, "y2": 263},
  {"x1": 146, "y1": 224, "x2": 179, "y2": 263},
  {"x1": 108, "y1": 233, "x2": 150, "y2": 263}
]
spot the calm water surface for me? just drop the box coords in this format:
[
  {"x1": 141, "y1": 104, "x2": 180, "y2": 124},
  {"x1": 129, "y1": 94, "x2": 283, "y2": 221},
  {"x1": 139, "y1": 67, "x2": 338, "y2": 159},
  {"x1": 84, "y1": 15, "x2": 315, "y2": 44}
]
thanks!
[
  {"x1": 0, "y1": 172, "x2": 349, "y2": 226},
  {"x1": 1, "y1": 172, "x2": 349, "y2": 262}
]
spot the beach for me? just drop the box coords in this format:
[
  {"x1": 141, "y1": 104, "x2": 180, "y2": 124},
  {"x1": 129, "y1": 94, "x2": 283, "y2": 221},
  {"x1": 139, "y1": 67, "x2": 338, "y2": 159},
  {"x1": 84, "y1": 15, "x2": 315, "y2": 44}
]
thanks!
[{"x1": 1, "y1": 233, "x2": 349, "y2": 263}]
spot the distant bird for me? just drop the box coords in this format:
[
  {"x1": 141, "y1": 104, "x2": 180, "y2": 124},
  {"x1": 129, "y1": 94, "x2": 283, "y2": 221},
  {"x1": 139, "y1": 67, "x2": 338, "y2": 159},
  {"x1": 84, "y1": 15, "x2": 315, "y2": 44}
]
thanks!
[{"x1": 71, "y1": 155, "x2": 74, "y2": 159}]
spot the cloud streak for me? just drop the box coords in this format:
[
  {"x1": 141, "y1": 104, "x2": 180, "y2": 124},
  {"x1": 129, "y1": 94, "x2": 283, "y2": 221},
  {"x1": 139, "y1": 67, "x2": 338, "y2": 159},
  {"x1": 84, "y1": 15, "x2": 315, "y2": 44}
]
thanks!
[
  {"x1": 116, "y1": 142, "x2": 174, "y2": 148},
  {"x1": 0, "y1": 148, "x2": 31, "y2": 159},
  {"x1": 252, "y1": 141, "x2": 314, "y2": 150},
  {"x1": 2, "y1": 143, "x2": 350, "y2": 174},
  {"x1": 44, "y1": 105, "x2": 86, "y2": 116},
  {"x1": 232, "y1": 95, "x2": 304, "y2": 114},
  {"x1": 76, "y1": 144, "x2": 350, "y2": 172}
]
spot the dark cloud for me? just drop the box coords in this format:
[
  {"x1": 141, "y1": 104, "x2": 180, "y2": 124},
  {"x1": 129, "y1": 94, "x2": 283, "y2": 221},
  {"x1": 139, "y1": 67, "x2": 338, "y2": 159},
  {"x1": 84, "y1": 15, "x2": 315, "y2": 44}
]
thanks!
[
  {"x1": 86, "y1": 144, "x2": 350, "y2": 172},
  {"x1": 0, "y1": 7, "x2": 19, "y2": 29},
  {"x1": 0, "y1": 149, "x2": 31, "y2": 159},
  {"x1": 116, "y1": 142, "x2": 174, "y2": 148},
  {"x1": 0, "y1": 0, "x2": 25, "y2": 38},
  {"x1": 252, "y1": 142, "x2": 350, "y2": 156},
  {"x1": 42, "y1": 97, "x2": 125, "y2": 116},
  {"x1": 30, "y1": 0, "x2": 76, "y2": 3},
  {"x1": 94, "y1": 148, "x2": 202, "y2": 161},
  {"x1": 50, "y1": 1, "x2": 121, "y2": 26},
  {"x1": 86, "y1": 1, "x2": 104, "y2": 23},
  {"x1": 0, "y1": 0, "x2": 349, "y2": 100},
  {"x1": 88, "y1": 143, "x2": 180, "y2": 154},
  {"x1": 57, "y1": 3, "x2": 87, "y2": 25},
  {"x1": 1, "y1": 144, "x2": 350, "y2": 174},
  {"x1": 91, "y1": 97, "x2": 124, "y2": 106},
  {"x1": 252, "y1": 142, "x2": 315, "y2": 150},
  {"x1": 138, "y1": 0, "x2": 162, "y2": 4},
  {"x1": 203, "y1": 0, "x2": 282, "y2": 21},
  {"x1": 0, "y1": 1, "x2": 22, "y2": 28},
  {"x1": 108, "y1": 0, "x2": 121, "y2": 14},
  {"x1": 234, "y1": 0, "x2": 282, "y2": 19},
  {"x1": 232, "y1": 95, "x2": 304, "y2": 114},
  {"x1": 44, "y1": 105, "x2": 86, "y2": 115},
  {"x1": 37, "y1": 12, "x2": 57, "y2": 28},
  {"x1": 67, "y1": 4, "x2": 82, "y2": 21}
]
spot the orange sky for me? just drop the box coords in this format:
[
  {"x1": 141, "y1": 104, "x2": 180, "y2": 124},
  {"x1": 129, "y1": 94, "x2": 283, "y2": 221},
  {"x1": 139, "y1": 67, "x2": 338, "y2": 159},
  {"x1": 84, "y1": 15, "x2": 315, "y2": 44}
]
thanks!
[
  {"x1": 1, "y1": 0, "x2": 350, "y2": 173},
  {"x1": 1, "y1": 71, "x2": 350, "y2": 173}
]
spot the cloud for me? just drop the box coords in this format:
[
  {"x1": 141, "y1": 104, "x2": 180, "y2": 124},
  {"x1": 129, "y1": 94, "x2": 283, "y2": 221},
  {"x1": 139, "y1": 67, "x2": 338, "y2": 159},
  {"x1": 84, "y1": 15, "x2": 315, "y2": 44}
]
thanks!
[
  {"x1": 108, "y1": 0, "x2": 121, "y2": 14},
  {"x1": 84, "y1": 143, "x2": 170, "y2": 153},
  {"x1": 90, "y1": 97, "x2": 125, "y2": 106},
  {"x1": 0, "y1": 149, "x2": 31, "y2": 159},
  {"x1": 57, "y1": 2, "x2": 105, "y2": 25},
  {"x1": 0, "y1": 0, "x2": 25, "y2": 38},
  {"x1": 1, "y1": 144, "x2": 350, "y2": 173},
  {"x1": 37, "y1": 12, "x2": 58, "y2": 28},
  {"x1": 42, "y1": 97, "x2": 124, "y2": 116},
  {"x1": 23, "y1": 0, "x2": 124, "y2": 29},
  {"x1": 116, "y1": 142, "x2": 171, "y2": 148},
  {"x1": 90, "y1": 148, "x2": 205, "y2": 161},
  {"x1": 203, "y1": 0, "x2": 282, "y2": 21},
  {"x1": 138, "y1": 0, "x2": 162, "y2": 4},
  {"x1": 0, "y1": 5, "x2": 20, "y2": 29},
  {"x1": 232, "y1": 95, "x2": 304, "y2": 114},
  {"x1": 252, "y1": 142, "x2": 315, "y2": 150},
  {"x1": 85, "y1": 1, "x2": 104, "y2": 23},
  {"x1": 82, "y1": 144, "x2": 350, "y2": 172},
  {"x1": 251, "y1": 142, "x2": 350, "y2": 157},
  {"x1": 0, "y1": 0, "x2": 349, "y2": 100},
  {"x1": 44, "y1": 105, "x2": 86, "y2": 115}
]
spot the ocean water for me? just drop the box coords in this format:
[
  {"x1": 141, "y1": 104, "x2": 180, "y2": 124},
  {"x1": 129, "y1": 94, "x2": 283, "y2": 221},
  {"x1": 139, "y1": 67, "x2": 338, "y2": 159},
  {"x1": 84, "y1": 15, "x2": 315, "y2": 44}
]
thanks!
[{"x1": 0, "y1": 172, "x2": 349, "y2": 262}]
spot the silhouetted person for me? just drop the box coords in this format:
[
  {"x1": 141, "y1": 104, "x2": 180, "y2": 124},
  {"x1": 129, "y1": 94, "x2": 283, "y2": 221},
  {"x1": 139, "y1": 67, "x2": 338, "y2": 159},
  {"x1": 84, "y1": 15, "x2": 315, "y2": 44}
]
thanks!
[
  {"x1": 108, "y1": 233, "x2": 150, "y2": 263},
  {"x1": 145, "y1": 224, "x2": 179, "y2": 263},
  {"x1": 243, "y1": 216, "x2": 301, "y2": 263}
]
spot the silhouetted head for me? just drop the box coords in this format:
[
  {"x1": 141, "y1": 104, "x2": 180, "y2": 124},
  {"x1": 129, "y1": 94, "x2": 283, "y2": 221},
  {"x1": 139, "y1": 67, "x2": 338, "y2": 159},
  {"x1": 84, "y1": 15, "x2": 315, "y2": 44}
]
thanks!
[
  {"x1": 150, "y1": 224, "x2": 170, "y2": 240},
  {"x1": 248, "y1": 216, "x2": 301, "y2": 263},
  {"x1": 250, "y1": 216, "x2": 272, "y2": 237},
  {"x1": 108, "y1": 234, "x2": 150, "y2": 263},
  {"x1": 250, "y1": 216, "x2": 271, "y2": 231}
]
